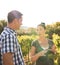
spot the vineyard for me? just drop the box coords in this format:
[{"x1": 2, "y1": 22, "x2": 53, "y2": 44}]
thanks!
[
  {"x1": 0, "y1": 20, "x2": 60, "y2": 65},
  {"x1": 17, "y1": 34, "x2": 60, "y2": 65}
]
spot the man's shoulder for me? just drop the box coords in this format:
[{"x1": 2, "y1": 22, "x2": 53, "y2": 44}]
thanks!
[
  {"x1": 0, "y1": 30, "x2": 14, "y2": 39},
  {"x1": 1, "y1": 29, "x2": 9, "y2": 35}
]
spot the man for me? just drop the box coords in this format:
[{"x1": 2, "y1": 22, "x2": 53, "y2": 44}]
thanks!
[
  {"x1": 0, "y1": 10, "x2": 24, "y2": 65},
  {"x1": 0, "y1": 35, "x2": 2, "y2": 65}
]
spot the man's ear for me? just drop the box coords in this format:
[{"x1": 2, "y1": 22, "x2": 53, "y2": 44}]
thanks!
[
  {"x1": 12, "y1": 18, "x2": 17, "y2": 24},
  {"x1": 13, "y1": 18, "x2": 17, "y2": 22}
]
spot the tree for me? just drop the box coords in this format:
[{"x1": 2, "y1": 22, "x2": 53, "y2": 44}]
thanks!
[
  {"x1": 46, "y1": 25, "x2": 55, "y2": 39},
  {"x1": 0, "y1": 20, "x2": 7, "y2": 34}
]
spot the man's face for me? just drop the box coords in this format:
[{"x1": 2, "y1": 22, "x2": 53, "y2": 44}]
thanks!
[
  {"x1": 18, "y1": 17, "x2": 22, "y2": 27},
  {"x1": 14, "y1": 17, "x2": 22, "y2": 30}
]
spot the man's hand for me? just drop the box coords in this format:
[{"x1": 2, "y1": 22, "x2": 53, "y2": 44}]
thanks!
[{"x1": 3, "y1": 52, "x2": 14, "y2": 65}]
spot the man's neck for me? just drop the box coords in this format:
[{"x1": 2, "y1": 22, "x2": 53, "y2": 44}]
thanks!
[{"x1": 7, "y1": 24, "x2": 15, "y2": 30}]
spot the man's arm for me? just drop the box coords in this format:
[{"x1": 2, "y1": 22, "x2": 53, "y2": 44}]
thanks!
[{"x1": 3, "y1": 52, "x2": 14, "y2": 65}]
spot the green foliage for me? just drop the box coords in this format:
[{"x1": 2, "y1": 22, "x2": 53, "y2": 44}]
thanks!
[
  {"x1": 46, "y1": 25, "x2": 55, "y2": 39},
  {"x1": 54, "y1": 27, "x2": 60, "y2": 36},
  {"x1": 0, "y1": 20, "x2": 7, "y2": 34},
  {"x1": 0, "y1": 20, "x2": 60, "y2": 65},
  {"x1": 46, "y1": 22, "x2": 60, "y2": 39},
  {"x1": 52, "y1": 33, "x2": 60, "y2": 65},
  {"x1": 17, "y1": 35, "x2": 38, "y2": 56},
  {"x1": 17, "y1": 34, "x2": 60, "y2": 65},
  {"x1": 52, "y1": 33, "x2": 60, "y2": 48}
]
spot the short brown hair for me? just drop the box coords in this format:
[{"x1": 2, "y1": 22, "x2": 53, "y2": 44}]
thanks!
[{"x1": 7, "y1": 10, "x2": 23, "y2": 23}]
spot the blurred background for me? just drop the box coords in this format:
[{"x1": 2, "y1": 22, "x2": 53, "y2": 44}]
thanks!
[{"x1": 0, "y1": 0, "x2": 60, "y2": 65}]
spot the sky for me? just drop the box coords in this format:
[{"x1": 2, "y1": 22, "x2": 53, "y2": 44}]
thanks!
[{"x1": 0, "y1": 0, "x2": 60, "y2": 27}]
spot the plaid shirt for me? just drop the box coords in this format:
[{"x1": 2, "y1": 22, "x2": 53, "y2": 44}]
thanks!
[
  {"x1": 0, "y1": 27, "x2": 24, "y2": 65},
  {"x1": 0, "y1": 35, "x2": 2, "y2": 65}
]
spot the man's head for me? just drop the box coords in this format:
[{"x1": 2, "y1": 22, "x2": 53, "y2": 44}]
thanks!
[{"x1": 7, "y1": 10, "x2": 23, "y2": 30}]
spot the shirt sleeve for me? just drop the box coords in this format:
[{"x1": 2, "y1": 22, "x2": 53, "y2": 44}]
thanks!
[
  {"x1": 2, "y1": 34, "x2": 15, "y2": 54},
  {"x1": 48, "y1": 39, "x2": 54, "y2": 49},
  {"x1": 0, "y1": 35, "x2": 2, "y2": 48},
  {"x1": 31, "y1": 40, "x2": 37, "y2": 48}
]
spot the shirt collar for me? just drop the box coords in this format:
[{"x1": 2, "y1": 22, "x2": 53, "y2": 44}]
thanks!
[{"x1": 4, "y1": 27, "x2": 17, "y2": 36}]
